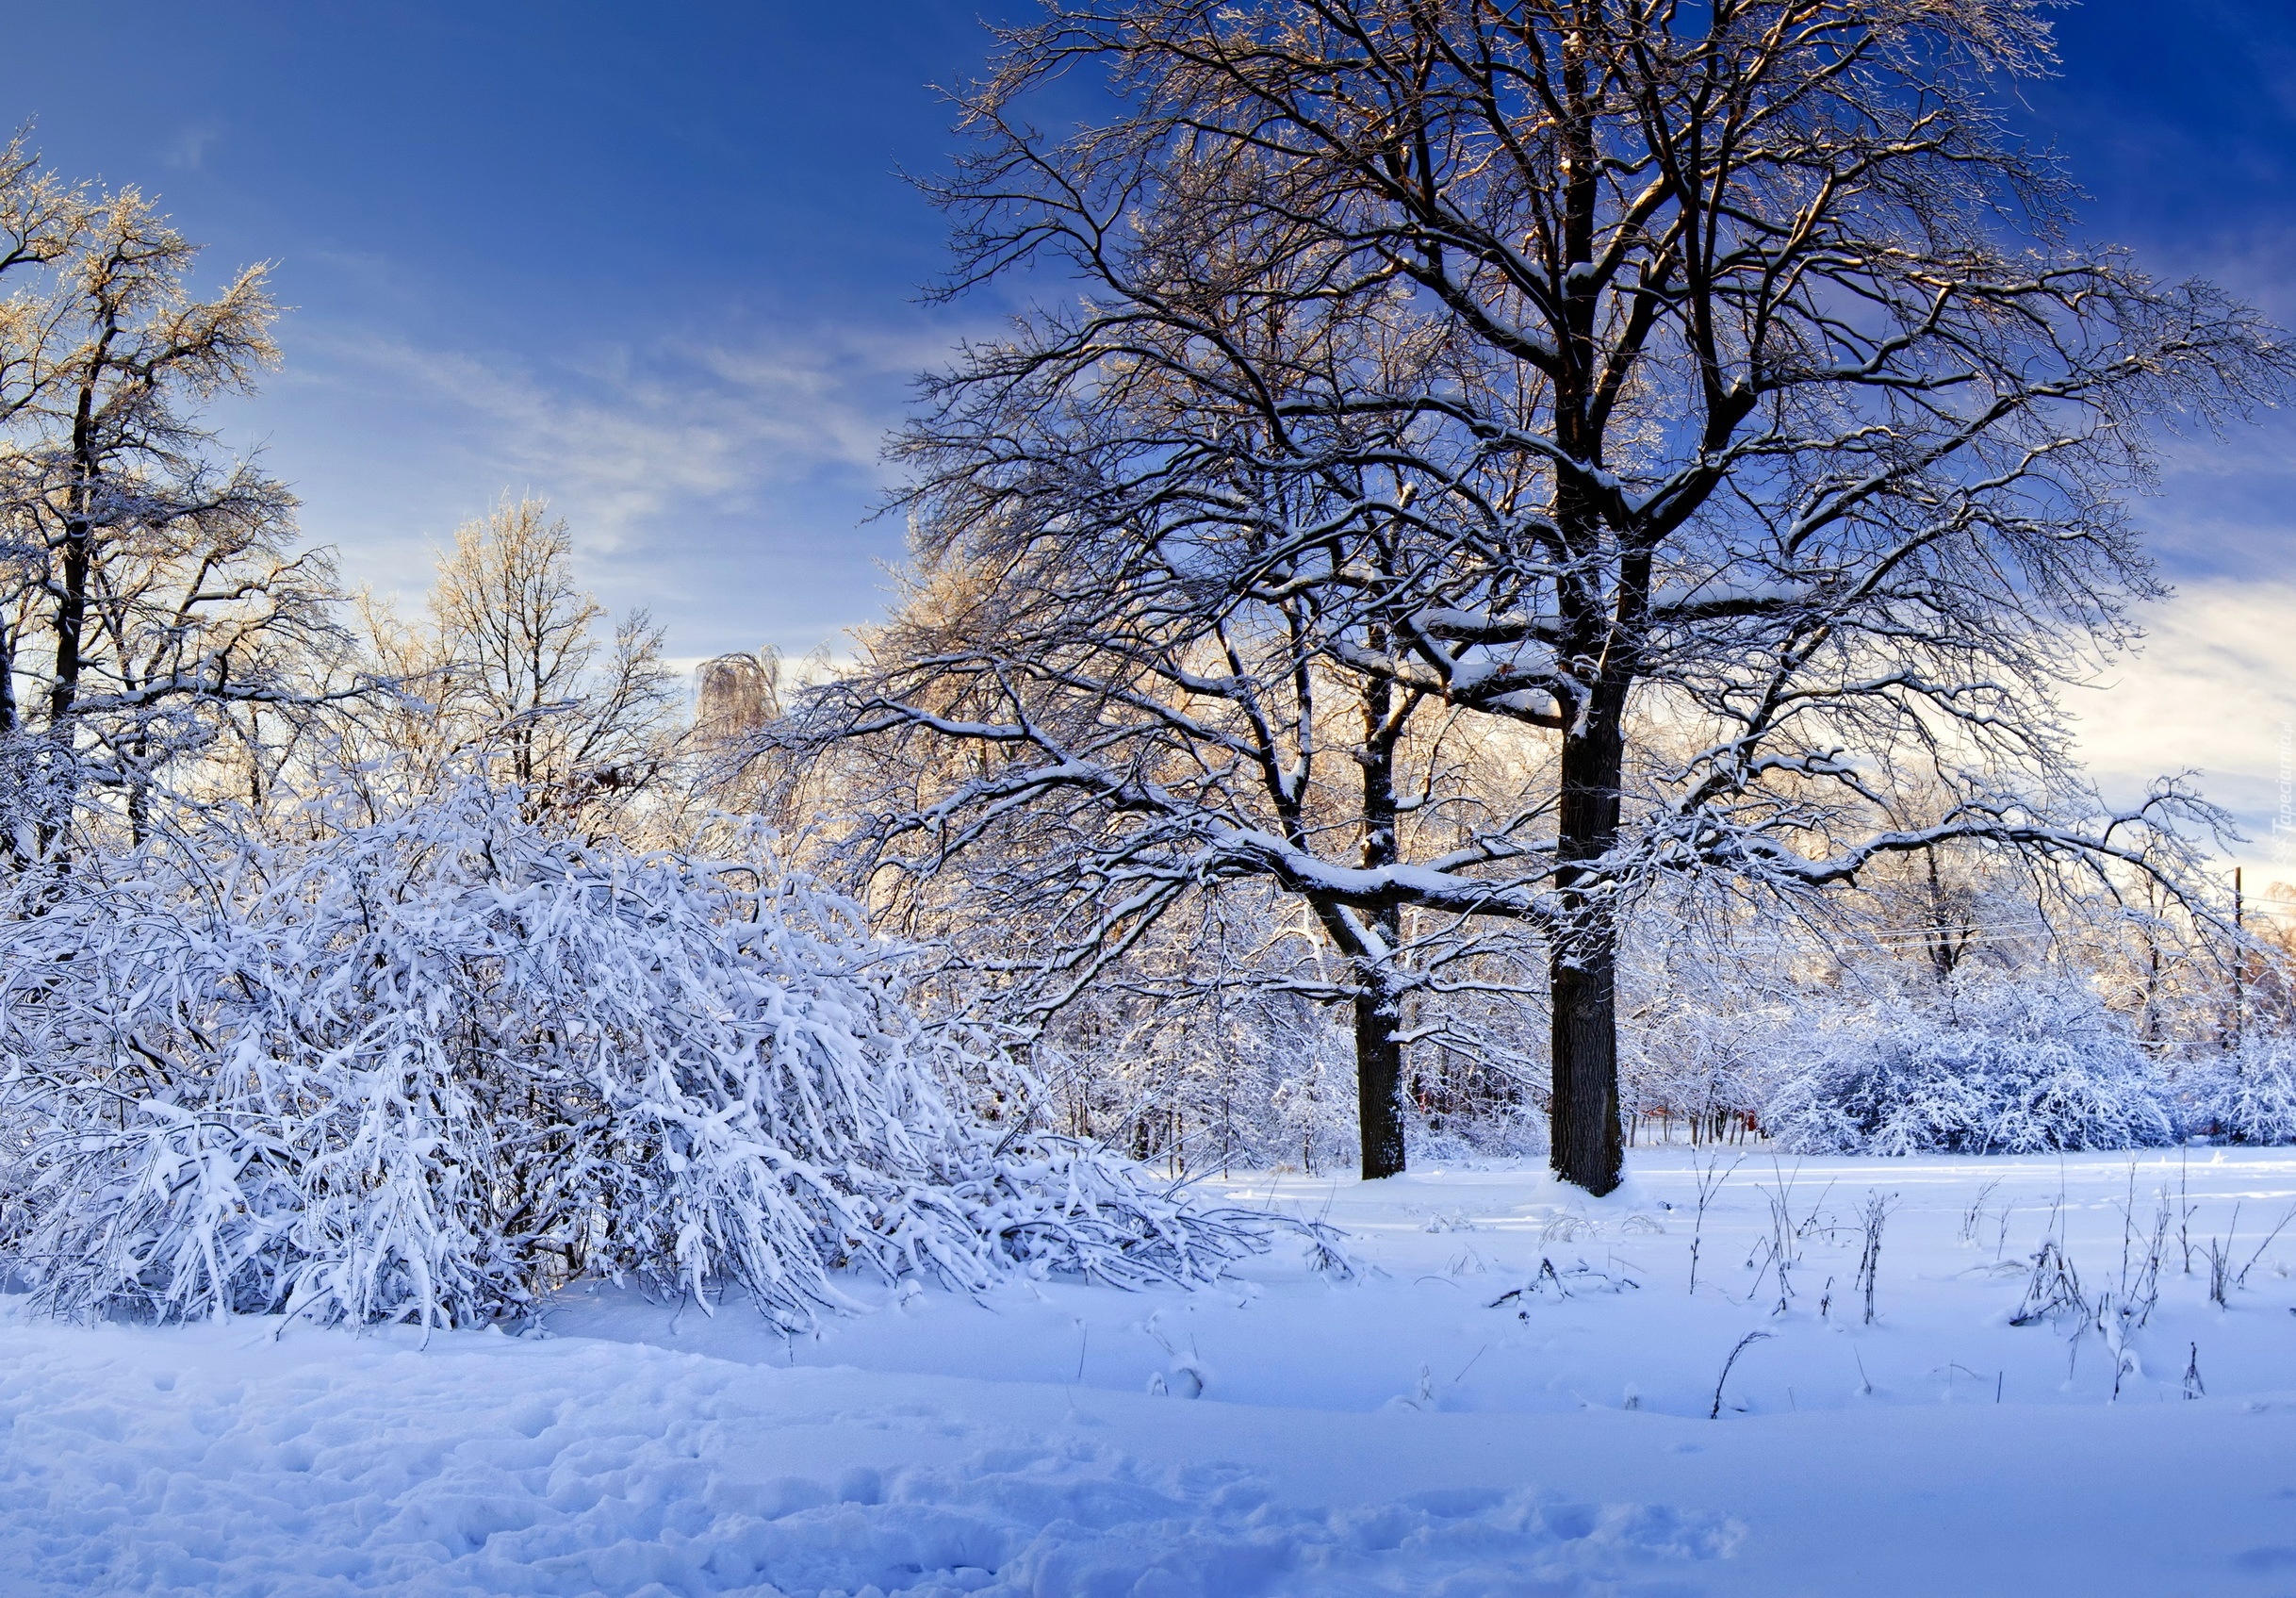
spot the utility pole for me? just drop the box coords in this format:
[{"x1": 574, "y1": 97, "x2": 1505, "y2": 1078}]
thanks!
[{"x1": 2234, "y1": 865, "x2": 2246, "y2": 1056}]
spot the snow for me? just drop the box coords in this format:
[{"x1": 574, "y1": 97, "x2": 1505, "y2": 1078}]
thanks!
[{"x1": 10, "y1": 1149, "x2": 2296, "y2": 1594}]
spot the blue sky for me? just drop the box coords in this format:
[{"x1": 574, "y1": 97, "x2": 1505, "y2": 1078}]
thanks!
[
  {"x1": 0, "y1": 0, "x2": 1032, "y2": 661},
  {"x1": 2, "y1": 1, "x2": 2293, "y2": 864}
]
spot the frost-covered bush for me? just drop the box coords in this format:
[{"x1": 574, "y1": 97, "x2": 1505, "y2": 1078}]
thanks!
[
  {"x1": 1763, "y1": 976, "x2": 2176, "y2": 1155},
  {"x1": 2179, "y1": 1036, "x2": 2296, "y2": 1145},
  {"x1": 0, "y1": 779, "x2": 1268, "y2": 1330}
]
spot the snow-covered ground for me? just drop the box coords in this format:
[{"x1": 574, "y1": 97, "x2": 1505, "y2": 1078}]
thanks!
[{"x1": 9, "y1": 1148, "x2": 2296, "y2": 1595}]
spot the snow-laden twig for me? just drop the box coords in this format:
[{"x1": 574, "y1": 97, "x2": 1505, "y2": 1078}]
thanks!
[{"x1": 2010, "y1": 1241, "x2": 2089, "y2": 1328}]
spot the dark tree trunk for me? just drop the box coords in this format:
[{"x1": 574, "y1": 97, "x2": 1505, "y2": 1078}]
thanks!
[
  {"x1": 1350, "y1": 640, "x2": 1411, "y2": 1179},
  {"x1": 37, "y1": 518, "x2": 90, "y2": 864},
  {"x1": 0, "y1": 622, "x2": 15, "y2": 743},
  {"x1": 1549, "y1": 702, "x2": 1627, "y2": 1194},
  {"x1": 38, "y1": 373, "x2": 105, "y2": 864},
  {"x1": 48, "y1": 523, "x2": 87, "y2": 733},
  {"x1": 1549, "y1": 921, "x2": 1622, "y2": 1194},
  {"x1": 1354, "y1": 981, "x2": 1406, "y2": 1179},
  {"x1": 51, "y1": 371, "x2": 102, "y2": 736}
]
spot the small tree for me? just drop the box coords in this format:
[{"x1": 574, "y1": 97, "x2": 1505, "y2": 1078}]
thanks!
[
  {"x1": 803, "y1": 0, "x2": 2285, "y2": 1191},
  {"x1": 360, "y1": 498, "x2": 678, "y2": 819},
  {"x1": 696, "y1": 649, "x2": 781, "y2": 741},
  {"x1": 0, "y1": 143, "x2": 348, "y2": 849}
]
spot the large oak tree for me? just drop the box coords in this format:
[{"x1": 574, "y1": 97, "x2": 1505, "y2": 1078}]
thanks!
[{"x1": 805, "y1": 0, "x2": 2287, "y2": 1191}]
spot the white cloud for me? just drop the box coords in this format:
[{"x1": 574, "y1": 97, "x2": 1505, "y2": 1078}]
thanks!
[
  {"x1": 161, "y1": 119, "x2": 222, "y2": 173},
  {"x1": 296, "y1": 320, "x2": 940, "y2": 552},
  {"x1": 228, "y1": 307, "x2": 985, "y2": 657},
  {"x1": 2070, "y1": 579, "x2": 2296, "y2": 881}
]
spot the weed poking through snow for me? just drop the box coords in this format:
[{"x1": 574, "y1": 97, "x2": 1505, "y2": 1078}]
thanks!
[
  {"x1": 1687, "y1": 1154, "x2": 1740, "y2": 1296},
  {"x1": 1855, "y1": 1193, "x2": 1895, "y2": 1325},
  {"x1": 1710, "y1": 1331, "x2": 1773, "y2": 1419},
  {"x1": 2010, "y1": 1241, "x2": 2087, "y2": 1328}
]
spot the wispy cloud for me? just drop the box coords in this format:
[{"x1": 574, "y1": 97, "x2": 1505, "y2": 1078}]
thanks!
[
  {"x1": 160, "y1": 119, "x2": 222, "y2": 173},
  {"x1": 245, "y1": 311, "x2": 982, "y2": 655},
  {"x1": 299, "y1": 319, "x2": 942, "y2": 551}
]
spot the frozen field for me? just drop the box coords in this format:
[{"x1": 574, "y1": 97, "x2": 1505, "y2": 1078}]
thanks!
[{"x1": 8, "y1": 1148, "x2": 2296, "y2": 1595}]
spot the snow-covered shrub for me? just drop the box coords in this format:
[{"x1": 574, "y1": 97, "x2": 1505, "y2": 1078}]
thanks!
[
  {"x1": 1763, "y1": 976, "x2": 2176, "y2": 1155},
  {"x1": 2178, "y1": 1036, "x2": 2296, "y2": 1145},
  {"x1": 1267, "y1": 1024, "x2": 1362, "y2": 1172},
  {"x1": 1010, "y1": 889, "x2": 1373, "y2": 1176},
  {"x1": 0, "y1": 778, "x2": 1268, "y2": 1329}
]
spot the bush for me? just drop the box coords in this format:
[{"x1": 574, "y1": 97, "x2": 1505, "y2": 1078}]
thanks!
[
  {"x1": 2179, "y1": 1036, "x2": 2296, "y2": 1145},
  {"x1": 0, "y1": 779, "x2": 1268, "y2": 1330},
  {"x1": 1763, "y1": 976, "x2": 2176, "y2": 1155}
]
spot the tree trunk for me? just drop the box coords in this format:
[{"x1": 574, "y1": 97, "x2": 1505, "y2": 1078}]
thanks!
[
  {"x1": 1351, "y1": 645, "x2": 1410, "y2": 1179},
  {"x1": 1354, "y1": 981, "x2": 1406, "y2": 1178},
  {"x1": 1549, "y1": 704, "x2": 1627, "y2": 1194},
  {"x1": 1549, "y1": 928, "x2": 1622, "y2": 1194},
  {"x1": 51, "y1": 371, "x2": 102, "y2": 737}
]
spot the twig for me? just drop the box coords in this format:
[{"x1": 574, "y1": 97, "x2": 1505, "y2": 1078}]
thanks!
[
  {"x1": 1709, "y1": 1330, "x2": 1773, "y2": 1420},
  {"x1": 2178, "y1": 1148, "x2": 2195, "y2": 1276},
  {"x1": 1688, "y1": 1152, "x2": 1742, "y2": 1295},
  {"x1": 1959, "y1": 1179, "x2": 2002, "y2": 1247}
]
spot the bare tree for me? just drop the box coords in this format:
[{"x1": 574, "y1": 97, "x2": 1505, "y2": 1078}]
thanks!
[
  {"x1": 359, "y1": 498, "x2": 678, "y2": 819},
  {"x1": 795, "y1": 0, "x2": 2288, "y2": 1190},
  {"x1": 0, "y1": 148, "x2": 351, "y2": 850},
  {"x1": 697, "y1": 649, "x2": 780, "y2": 742}
]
